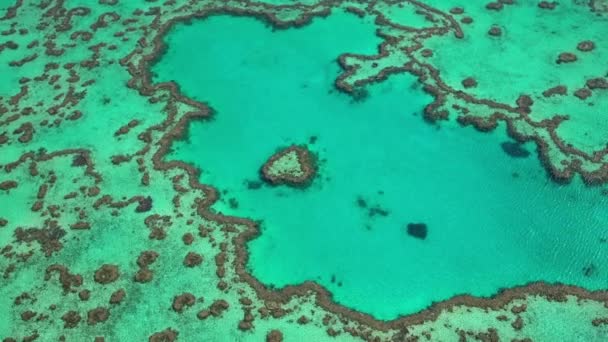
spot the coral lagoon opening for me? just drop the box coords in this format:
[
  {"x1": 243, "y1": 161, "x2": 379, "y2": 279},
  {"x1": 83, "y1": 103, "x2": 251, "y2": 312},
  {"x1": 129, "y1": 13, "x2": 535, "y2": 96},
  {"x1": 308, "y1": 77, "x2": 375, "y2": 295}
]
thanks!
[{"x1": 154, "y1": 13, "x2": 608, "y2": 319}]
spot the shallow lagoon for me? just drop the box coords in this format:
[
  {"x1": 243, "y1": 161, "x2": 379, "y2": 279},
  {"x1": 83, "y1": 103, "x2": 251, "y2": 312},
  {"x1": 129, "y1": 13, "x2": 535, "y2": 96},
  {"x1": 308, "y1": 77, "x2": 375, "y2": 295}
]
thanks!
[{"x1": 156, "y1": 12, "x2": 608, "y2": 319}]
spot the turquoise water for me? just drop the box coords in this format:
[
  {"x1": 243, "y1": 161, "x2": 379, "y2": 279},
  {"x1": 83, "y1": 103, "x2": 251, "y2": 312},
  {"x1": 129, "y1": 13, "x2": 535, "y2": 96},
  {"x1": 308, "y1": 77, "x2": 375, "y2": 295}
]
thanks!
[{"x1": 156, "y1": 13, "x2": 608, "y2": 319}]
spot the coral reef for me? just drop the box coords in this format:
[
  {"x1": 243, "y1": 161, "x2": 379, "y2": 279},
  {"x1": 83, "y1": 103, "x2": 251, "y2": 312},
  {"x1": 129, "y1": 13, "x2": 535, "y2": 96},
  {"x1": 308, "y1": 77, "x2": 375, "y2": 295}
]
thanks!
[
  {"x1": 1, "y1": 0, "x2": 608, "y2": 341},
  {"x1": 260, "y1": 145, "x2": 316, "y2": 187}
]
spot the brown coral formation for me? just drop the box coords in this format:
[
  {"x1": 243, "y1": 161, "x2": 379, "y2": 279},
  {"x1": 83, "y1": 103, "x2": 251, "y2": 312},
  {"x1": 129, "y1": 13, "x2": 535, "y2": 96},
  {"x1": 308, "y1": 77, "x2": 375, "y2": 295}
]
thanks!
[
  {"x1": 238, "y1": 319, "x2": 253, "y2": 331},
  {"x1": 210, "y1": 299, "x2": 230, "y2": 316},
  {"x1": 15, "y1": 221, "x2": 66, "y2": 256},
  {"x1": 149, "y1": 328, "x2": 178, "y2": 342},
  {"x1": 260, "y1": 145, "x2": 316, "y2": 187},
  {"x1": 511, "y1": 316, "x2": 524, "y2": 330},
  {"x1": 574, "y1": 88, "x2": 592, "y2": 100},
  {"x1": 449, "y1": 7, "x2": 464, "y2": 15},
  {"x1": 556, "y1": 52, "x2": 577, "y2": 64},
  {"x1": 577, "y1": 40, "x2": 596, "y2": 52},
  {"x1": 542, "y1": 85, "x2": 567, "y2": 98},
  {"x1": 511, "y1": 304, "x2": 527, "y2": 314},
  {"x1": 87, "y1": 307, "x2": 110, "y2": 325},
  {"x1": 172, "y1": 293, "x2": 196, "y2": 313},
  {"x1": 78, "y1": 290, "x2": 91, "y2": 301},
  {"x1": 538, "y1": 1, "x2": 558, "y2": 10},
  {"x1": 515, "y1": 94, "x2": 534, "y2": 114},
  {"x1": 134, "y1": 250, "x2": 158, "y2": 283},
  {"x1": 266, "y1": 330, "x2": 284, "y2": 342},
  {"x1": 0, "y1": 180, "x2": 18, "y2": 191},
  {"x1": 592, "y1": 317, "x2": 608, "y2": 326},
  {"x1": 61, "y1": 311, "x2": 81, "y2": 328},
  {"x1": 20, "y1": 311, "x2": 36, "y2": 321},
  {"x1": 135, "y1": 196, "x2": 153, "y2": 213},
  {"x1": 486, "y1": 2, "x2": 504, "y2": 11},
  {"x1": 44, "y1": 264, "x2": 82, "y2": 293},
  {"x1": 488, "y1": 26, "x2": 502, "y2": 36},
  {"x1": 197, "y1": 310, "x2": 212, "y2": 320},
  {"x1": 114, "y1": 119, "x2": 140, "y2": 136},
  {"x1": 137, "y1": 250, "x2": 159, "y2": 268},
  {"x1": 183, "y1": 251, "x2": 203, "y2": 267},
  {"x1": 297, "y1": 315, "x2": 310, "y2": 324},
  {"x1": 586, "y1": 77, "x2": 608, "y2": 90},
  {"x1": 197, "y1": 298, "x2": 230, "y2": 321},
  {"x1": 109, "y1": 289, "x2": 126, "y2": 305},
  {"x1": 461, "y1": 77, "x2": 477, "y2": 88},
  {"x1": 134, "y1": 268, "x2": 154, "y2": 283},
  {"x1": 182, "y1": 233, "x2": 194, "y2": 245},
  {"x1": 93, "y1": 264, "x2": 119, "y2": 284}
]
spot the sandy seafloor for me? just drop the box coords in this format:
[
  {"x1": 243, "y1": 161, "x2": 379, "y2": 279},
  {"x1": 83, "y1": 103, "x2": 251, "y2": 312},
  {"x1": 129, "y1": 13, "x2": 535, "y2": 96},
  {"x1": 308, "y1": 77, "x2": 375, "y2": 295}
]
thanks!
[{"x1": 2, "y1": 0, "x2": 608, "y2": 341}]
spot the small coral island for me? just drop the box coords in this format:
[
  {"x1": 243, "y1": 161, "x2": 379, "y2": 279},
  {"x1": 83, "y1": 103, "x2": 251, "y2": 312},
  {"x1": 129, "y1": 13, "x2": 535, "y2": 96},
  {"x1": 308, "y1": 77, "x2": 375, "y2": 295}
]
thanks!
[{"x1": 260, "y1": 145, "x2": 316, "y2": 187}]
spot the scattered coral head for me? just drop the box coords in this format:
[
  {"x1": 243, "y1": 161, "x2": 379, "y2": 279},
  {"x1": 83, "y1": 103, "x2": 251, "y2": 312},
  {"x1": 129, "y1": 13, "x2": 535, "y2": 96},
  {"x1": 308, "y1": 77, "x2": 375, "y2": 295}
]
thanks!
[{"x1": 260, "y1": 145, "x2": 316, "y2": 188}]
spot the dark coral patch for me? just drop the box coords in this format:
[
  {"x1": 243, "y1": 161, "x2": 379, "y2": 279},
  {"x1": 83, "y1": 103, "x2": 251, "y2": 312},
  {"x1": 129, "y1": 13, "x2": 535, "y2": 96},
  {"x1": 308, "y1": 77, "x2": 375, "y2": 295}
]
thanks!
[
  {"x1": 266, "y1": 330, "x2": 283, "y2": 342},
  {"x1": 574, "y1": 88, "x2": 592, "y2": 100},
  {"x1": 15, "y1": 222, "x2": 66, "y2": 256},
  {"x1": 461, "y1": 16, "x2": 473, "y2": 24},
  {"x1": 182, "y1": 233, "x2": 194, "y2": 245},
  {"x1": 209, "y1": 299, "x2": 230, "y2": 317},
  {"x1": 137, "y1": 250, "x2": 159, "y2": 268},
  {"x1": 461, "y1": 77, "x2": 478, "y2": 88},
  {"x1": 172, "y1": 293, "x2": 196, "y2": 313},
  {"x1": 542, "y1": 85, "x2": 567, "y2": 98},
  {"x1": 134, "y1": 268, "x2": 154, "y2": 283},
  {"x1": 449, "y1": 7, "x2": 464, "y2": 14},
  {"x1": 109, "y1": 289, "x2": 126, "y2": 305},
  {"x1": 61, "y1": 311, "x2": 81, "y2": 328},
  {"x1": 149, "y1": 328, "x2": 178, "y2": 342},
  {"x1": 79, "y1": 290, "x2": 91, "y2": 301},
  {"x1": 0, "y1": 180, "x2": 18, "y2": 191},
  {"x1": 261, "y1": 145, "x2": 316, "y2": 187},
  {"x1": 246, "y1": 180, "x2": 263, "y2": 189},
  {"x1": 486, "y1": 2, "x2": 504, "y2": 11},
  {"x1": 516, "y1": 94, "x2": 534, "y2": 113},
  {"x1": 587, "y1": 78, "x2": 608, "y2": 90},
  {"x1": 87, "y1": 307, "x2": 110, "y2": 325},
  {"x1": 94, "y1": 264, "x2": 120, "y2": 284},
  {"x1": 135, "y1": 196, "x2": 153, "y2": 213},
  {"x1": 406, "y1": 223, "x2": 427, "y2": 240},
  {"x1": 197, "y1": 310, "x2": 211, "y2": 320},
  {"x1": 21, "y1": 310, "x2": 36, "y2": 321},
  {"x1": 45, "y1": 264, "x2": 83, "y2": 293},
  {"x1": 183, "y1": 252, "x2": 203, "y2": 267},
  {"x1": 488, "y1": 26, "x2": 502, "y2": 37},
  {"x1": 577, "y1": 40, "x2": 596, "y2": 52},
  {"x1": 538, "y1": 1, "x2": 558, "y2": 10},
  {"x1": 71, "y1": 153, "x2": 87, "y2": 167},
  {"x1": 501, "y1": 142, "x2": 531, "y2": 158},
  {"x1": 556, "y1": 52, "x2": 577, "y2": 64},
  {"x1": 583, "y1": 264, "x2": 597, "y2": 277}
]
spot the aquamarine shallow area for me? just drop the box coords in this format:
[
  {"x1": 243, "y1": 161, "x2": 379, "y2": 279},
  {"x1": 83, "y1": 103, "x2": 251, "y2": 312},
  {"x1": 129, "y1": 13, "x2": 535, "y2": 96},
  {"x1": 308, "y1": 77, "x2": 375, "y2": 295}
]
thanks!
[{"x1": 155, "y1": 13, "x2": 608, "y2": 319}]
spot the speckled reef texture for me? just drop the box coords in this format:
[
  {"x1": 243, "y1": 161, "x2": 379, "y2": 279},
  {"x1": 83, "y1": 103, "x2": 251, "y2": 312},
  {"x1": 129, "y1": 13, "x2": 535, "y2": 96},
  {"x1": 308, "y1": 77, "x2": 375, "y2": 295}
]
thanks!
[{"x1": 1, "y1": 1, "x2": 608, "y2": 341}]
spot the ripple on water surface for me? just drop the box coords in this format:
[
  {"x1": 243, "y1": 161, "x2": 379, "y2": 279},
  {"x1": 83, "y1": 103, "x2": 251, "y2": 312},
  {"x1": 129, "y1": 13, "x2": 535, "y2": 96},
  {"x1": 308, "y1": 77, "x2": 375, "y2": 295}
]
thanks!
[{"x1": 153, "y1": 12, "x2": 608, "y2": 319}]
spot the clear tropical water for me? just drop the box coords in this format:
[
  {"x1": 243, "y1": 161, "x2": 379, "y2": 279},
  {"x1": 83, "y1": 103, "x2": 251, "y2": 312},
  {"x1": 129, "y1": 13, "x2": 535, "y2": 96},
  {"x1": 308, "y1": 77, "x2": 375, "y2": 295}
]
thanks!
[
  {"x1": 3, "y1": 1, "x2": 608, "y2": 340},
  {"x1": 157, "y1": 13, "x2": 608, "y2": 319}
]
